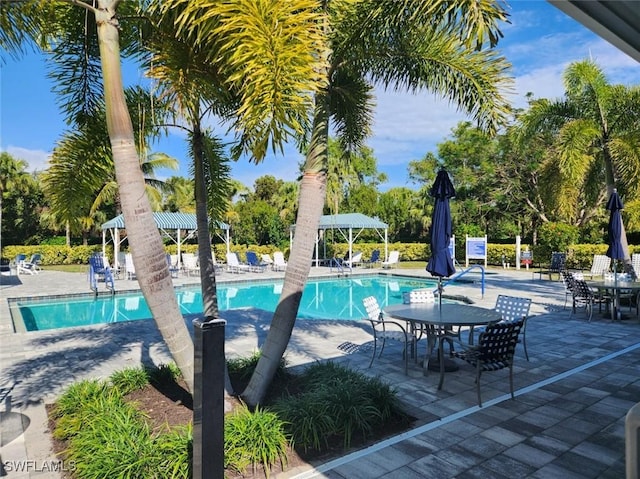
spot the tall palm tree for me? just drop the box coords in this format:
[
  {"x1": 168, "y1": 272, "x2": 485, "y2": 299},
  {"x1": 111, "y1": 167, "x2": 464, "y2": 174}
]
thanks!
[
  {"x1": 518, "y1": 59, "x2": 640, "y2": 266},
  {"x1": 1, "y1": 0, "x2": 197, "y2": 390},
  {"x1": 42, "y1": 93, "x2": 180, "y2": 233},
  {"x1": 242, "y1": 0, "x2": 514, "y2": 406}
]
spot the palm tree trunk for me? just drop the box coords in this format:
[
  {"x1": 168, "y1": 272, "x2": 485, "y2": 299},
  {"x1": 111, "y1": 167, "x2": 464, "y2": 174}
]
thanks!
[
  {"x1": 242, "y1": 92, "x2": 328, "y2": 406},
  {"x1": 96, "y1": 1, "x2": 194, "y2": 391}
]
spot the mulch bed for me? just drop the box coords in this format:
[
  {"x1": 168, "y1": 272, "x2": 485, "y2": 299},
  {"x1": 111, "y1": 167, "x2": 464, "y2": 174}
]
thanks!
[{"x1": 47, "y1": 375, "x2": 414, "y2": 479}]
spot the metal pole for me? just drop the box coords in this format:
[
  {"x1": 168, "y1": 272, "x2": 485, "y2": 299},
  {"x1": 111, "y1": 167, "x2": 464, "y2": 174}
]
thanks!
[{"x1": 193, "y1": 317, "x2": 226, "y2": 479}]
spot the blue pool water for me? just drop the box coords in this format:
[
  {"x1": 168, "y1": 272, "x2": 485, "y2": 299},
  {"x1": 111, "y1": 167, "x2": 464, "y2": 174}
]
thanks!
[{"x1": 11, "y1": 275, "x2": 441, "y2": 332}]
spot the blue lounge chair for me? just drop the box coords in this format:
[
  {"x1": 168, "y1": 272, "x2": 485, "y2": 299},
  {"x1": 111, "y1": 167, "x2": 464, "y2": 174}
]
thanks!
[
  {"x1": 246, "y1": 251, "x2": 267, "y2": 272},
  {"x1": 363, "y1": 249, "x2": 380, "y2": 268}
]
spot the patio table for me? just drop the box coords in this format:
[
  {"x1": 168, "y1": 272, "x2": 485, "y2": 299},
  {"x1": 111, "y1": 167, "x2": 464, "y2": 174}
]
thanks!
[
  {"x1": 587, "y1": 280, "x2": 640, "y2": 321},
  {"x1": 383, "y1": 303, "x2": 499, "y2": 389}
]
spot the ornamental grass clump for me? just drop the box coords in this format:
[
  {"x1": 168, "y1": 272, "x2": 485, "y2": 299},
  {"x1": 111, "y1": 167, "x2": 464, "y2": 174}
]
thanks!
[
  {"x1": 224, "y1": 404, "x2": 289, "y2": 477},
  {"x1": 51, "y1": 366, "x2": 192, "y2": 479},
  {"x1": 272, "y1": 361, "x2": 405, "y2": 452}
]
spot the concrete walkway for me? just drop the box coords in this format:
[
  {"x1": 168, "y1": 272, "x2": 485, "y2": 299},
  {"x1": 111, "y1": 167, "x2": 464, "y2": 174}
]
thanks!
[{"x1": 1, "y1": 265, "x2": 638, "y2": 478}]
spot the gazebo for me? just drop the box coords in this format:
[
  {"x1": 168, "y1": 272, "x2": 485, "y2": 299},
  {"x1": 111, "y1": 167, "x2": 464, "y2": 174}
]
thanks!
[
  {"x1": 101, "y1": 212, "x2": 230, "y2": 268},
  {"x1": 290, "y1": 213, "x2": 389, "y2": 267}
]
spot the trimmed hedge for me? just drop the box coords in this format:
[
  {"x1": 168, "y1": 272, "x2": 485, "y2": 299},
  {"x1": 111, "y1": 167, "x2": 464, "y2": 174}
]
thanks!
[{"x1": 2, "y1": 242, "x2": 637, "y2": 268}]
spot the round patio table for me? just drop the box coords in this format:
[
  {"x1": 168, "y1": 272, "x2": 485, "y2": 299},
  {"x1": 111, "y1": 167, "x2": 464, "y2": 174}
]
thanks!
[
  {"x1": 587, "y1": 280, "x2": 640, "y2": 321},
  {"x1": 384, "y1": 303, "x2": 500, "y2": 389}
]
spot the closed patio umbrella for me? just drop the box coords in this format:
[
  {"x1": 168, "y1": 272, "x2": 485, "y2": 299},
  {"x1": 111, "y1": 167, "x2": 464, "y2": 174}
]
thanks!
[
  {"x1": 426, "y1": 169, "x2": 456, "y2": 307},
  {"x1": 606, "y1": 189, "x2": 627, "y2": 319}
]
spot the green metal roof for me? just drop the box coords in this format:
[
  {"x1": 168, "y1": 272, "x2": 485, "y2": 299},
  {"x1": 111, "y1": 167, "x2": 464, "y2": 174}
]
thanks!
[
  {"x1": 292, "y1": 213, "x2": 388, "y2": 230},
  {"x1": 102, "y1": 212, "x2": 229, "y2": 230}
]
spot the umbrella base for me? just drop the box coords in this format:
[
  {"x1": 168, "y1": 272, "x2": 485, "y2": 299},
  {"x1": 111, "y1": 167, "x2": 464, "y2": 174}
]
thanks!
[{"x1": 426, "y1": 354, "x2": 459, "y2": 372}]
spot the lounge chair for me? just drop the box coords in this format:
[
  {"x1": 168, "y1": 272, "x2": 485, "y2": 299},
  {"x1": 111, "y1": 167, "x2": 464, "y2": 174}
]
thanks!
[
  {"x1": 583, "y1": 254, "x2": 611, "y2": 279},
  {"x1": 166, "y1": 254, "x2": 179, "y2": 278},
  {"x1": 124, "y1": 253, "x2": 137, "y2": 280},
  {"x1": 381, "y1": 250, "x2": 400, "y2": 269},
  {"x1": 537, "y1": 252, "x2": 566, "y2": 280},
  {"x1": 344, "y1": 251, "x2": 363, "y2": 269},
  {"x1": 262, "y1": 253, "x2": 274, "y2": 269},
  {"x1": 11, "y1": 254, "x2": 27, "y2": 274},
  {"x1": 0, "y1": 257, "x2": 10, "y2": 274},
  {"x1": 245, "y1": 251, "x2": 267, "y2": 272},
  {"x1": 17, "y1": 253, "x2": 42, "y2": 275},
  {"x1": 450, "y1": 319, "x2": 524, "y2": 407},
  {"x1": 273, "y1": 252, "x2": 287, "y2": 271},
  {"x1": 226, "y1": 252, "x2": 250, "y2": 273},
  {"x1": 211, "y1": 251, "x2": 224, "y2": 271},
  {"x1": 362, "y1": 249, "x2": 380, "y2": 268},
  {"x1": 181, "y1": 253, "x2": 199, "y2": 276}
]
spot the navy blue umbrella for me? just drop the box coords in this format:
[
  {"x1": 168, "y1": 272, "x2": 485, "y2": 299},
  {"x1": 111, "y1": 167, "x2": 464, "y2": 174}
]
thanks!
[
  {"x1": 606, "y1": 190, "x2": 625, "y2": 262},
  {"x1": 606, "y1": 189, "x2": 627, "y2": 320},
  {"x1": 426, "y1": 170, "x2": 456, "y2": 304}
]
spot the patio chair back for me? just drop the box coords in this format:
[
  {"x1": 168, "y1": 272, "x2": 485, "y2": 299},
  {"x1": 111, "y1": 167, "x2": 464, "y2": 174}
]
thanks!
[
  {"x1": 571, "y1": 279, "x2": 606, "y2": 321},
  {"x1": 632, "y1": 254, "x2": 640, "y2": 280},
  {"x1": 495, "y1": 294, "x2": 532, "y2": 360},
  {"x1": 589, "y1": 254, "x2": 611, "y2": 277},
  {"x1": 363, "y1": 296, "x2": 415, "y2": 375},
  {"x1": 402, "y1": 289, "x2": 435, "y2": 304}
]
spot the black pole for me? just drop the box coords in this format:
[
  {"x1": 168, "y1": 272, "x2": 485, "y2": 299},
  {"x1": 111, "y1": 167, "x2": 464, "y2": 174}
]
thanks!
[{"x1": 193, "y1": 317, "x2": 226, "y2": 479}]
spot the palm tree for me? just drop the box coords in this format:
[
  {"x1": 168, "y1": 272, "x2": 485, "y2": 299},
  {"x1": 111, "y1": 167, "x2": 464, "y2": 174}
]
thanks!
[
  {"x1": 1, "y1": 0, "x2": 197, "y2": 390},
  {"x1": 242, "y1": 0, "x2": 514, "y2": 406},
  {"x1": 518, "y1": 59, "x2": 640, "y2": 266},
  {"x1": 42, "y1": 91, "x2": 180, "y2": 235}
]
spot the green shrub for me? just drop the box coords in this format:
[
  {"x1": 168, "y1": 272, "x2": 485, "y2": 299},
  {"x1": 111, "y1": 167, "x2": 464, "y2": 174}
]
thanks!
[
  {"x1": 224, "y1": 404, "x2": 289, "y2": 477},
  {"x1": 65, "y1": 399, "x2": 158, "y2": 479},
  {"x1": 52, "y1": 366, "x2": 192, "y2": 478},
  {"x1": 274, "y1": 362, "x2": 403, "y2": 452},
  {"x1": 227, "y1": 351, "x2": 288, "y2": 383},
  {"x1": 147, "y1": 363, "x2": 182, "y2": 387},
  {"x1": 271, "y1": 393, "x2": 334, "y2": 452},
  {"x1": 110, "y1": 367, "x2": 150, "y2": 395},
  {"x1": 50, "y1": 379, "x2": 109, "y2": 420},
  {"x1": 152, "y1": 424, "x2": 192, "y2": 478}
]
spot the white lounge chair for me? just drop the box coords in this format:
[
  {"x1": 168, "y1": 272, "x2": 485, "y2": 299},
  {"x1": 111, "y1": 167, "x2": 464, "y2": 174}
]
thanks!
[
  {"x1": 17, "y1": 253, "x2": 42, "y2": 275},
  {"x1": 381, "y1": 251, "x2": 400, "y2": 269},
  {"x1": 262, "y1": 254, "x2": 274, "y2": 269},
  {"x1": 181, "y1": 253, "x2": 199, "y2": 276},
  {"x1": 124, "y1": 253, "x2": 136, "y2": 280},
  {"x1": 344, "y1": 251, "x2": 363, "y2": 269},
  {"x1": 226, "y1": 252, "x2": 250, "y2": 273},
  {"x1": 273, "y1": 252, "x2": 287, "y2": 271}
]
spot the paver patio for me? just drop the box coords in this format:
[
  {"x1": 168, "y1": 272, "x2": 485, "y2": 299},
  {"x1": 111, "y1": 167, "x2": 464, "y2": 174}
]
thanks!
[{"x1": 1, "y1": 266, "x2": 638, "y2": 478}]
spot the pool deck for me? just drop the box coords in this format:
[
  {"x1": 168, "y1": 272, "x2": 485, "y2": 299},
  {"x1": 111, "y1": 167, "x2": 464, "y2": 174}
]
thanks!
[{"x1": 1, "y1": 265, "x2": 639, "y2": 478}]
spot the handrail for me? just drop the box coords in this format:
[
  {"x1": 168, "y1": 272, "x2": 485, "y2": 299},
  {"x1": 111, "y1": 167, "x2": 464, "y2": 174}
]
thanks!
[
  {"x1": 439, "y1": 264, "x2": 485, "y2": 298},
  {"x1": 329, "y1": 257, "x2": 345, "y2": 274}
]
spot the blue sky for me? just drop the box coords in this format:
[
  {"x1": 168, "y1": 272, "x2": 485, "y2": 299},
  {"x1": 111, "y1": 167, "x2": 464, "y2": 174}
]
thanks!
[{"x1": 2, "y1": 1, "x2": 640, "y2": 192}]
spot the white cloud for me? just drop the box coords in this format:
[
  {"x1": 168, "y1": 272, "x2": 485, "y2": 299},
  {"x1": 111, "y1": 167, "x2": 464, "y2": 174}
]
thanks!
[{"x1": 3, "y1": 146, "x2": 51, "y2": 172}]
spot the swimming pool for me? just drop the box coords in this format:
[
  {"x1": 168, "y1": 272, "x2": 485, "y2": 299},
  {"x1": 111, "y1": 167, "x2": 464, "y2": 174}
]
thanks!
[{"x1": 10, "y1": 275, "x2": 442, "y2": 332}]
